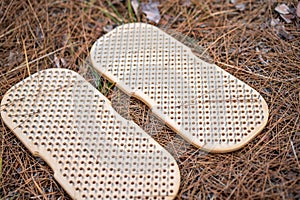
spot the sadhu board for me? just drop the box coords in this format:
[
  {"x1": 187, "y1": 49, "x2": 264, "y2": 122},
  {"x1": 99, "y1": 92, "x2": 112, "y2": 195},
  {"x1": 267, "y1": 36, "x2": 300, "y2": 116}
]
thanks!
[
  {"x1": 90, "y1": 23, "x2": 269, "y2": 153},
  {"x1": 1, "y1": 68, "x2": 180, "y2": 200}
]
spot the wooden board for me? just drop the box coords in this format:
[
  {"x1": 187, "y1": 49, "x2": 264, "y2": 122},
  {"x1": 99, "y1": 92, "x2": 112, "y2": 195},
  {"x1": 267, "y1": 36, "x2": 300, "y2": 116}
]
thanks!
[
  {"x1": 1, "y1": 68, "x2": 180, "y2": 200},
  {"x1": 90, "y1": 23, "x2": 269, "y2": 153}
]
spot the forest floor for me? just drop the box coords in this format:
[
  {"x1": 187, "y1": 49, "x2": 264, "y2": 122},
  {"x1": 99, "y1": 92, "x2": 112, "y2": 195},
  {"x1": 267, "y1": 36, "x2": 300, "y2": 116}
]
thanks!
[{"x1": 0, "y1": 0, "x2": 299, "y2": 199}]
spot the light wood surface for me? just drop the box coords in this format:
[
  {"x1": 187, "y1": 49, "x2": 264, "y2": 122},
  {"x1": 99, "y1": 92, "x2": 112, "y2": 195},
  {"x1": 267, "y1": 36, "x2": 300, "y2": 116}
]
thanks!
[
  {"x1": 90, "y1": 23, "x2": 269, "y2": 153},
  {"x1": 1, "y1": 68, "x2": 180, "y2": 200}
]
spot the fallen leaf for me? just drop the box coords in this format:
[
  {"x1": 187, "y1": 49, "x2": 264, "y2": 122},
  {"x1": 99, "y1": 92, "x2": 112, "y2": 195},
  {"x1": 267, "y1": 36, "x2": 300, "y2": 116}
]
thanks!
[
  {"x1": 280, "y1": 14, "x2": 294, "y2": 23},
  {"x1": 131, "y1": 0, "x2": 139, "y2": 17},
  {"x1": 230, "y1": 0, "x2": 246, "y2": 11},
  {"x1": 141, "y1": 1, "x2": 161, "y2": 23},
  {"x1": 297, "y1": 2, "x2": 300, "y2": 18},
  {"x1": 275, "y1": 4, "x2": 290, "y2": 15},
  {"x1": 235, "y1": 3, "x2": 246, "y2": 11}
]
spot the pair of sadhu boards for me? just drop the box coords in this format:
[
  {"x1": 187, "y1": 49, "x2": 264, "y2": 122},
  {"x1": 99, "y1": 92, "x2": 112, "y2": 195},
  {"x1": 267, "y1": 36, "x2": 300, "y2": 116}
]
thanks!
[{"x1": 1, "y1": 23, "x2": 268, "y2": 199}]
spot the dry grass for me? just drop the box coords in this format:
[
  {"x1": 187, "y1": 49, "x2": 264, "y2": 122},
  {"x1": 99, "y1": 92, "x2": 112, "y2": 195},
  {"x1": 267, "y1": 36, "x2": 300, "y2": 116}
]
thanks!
[{"x1": 1, "y1": 0, "x2": 299, "y2": 199}]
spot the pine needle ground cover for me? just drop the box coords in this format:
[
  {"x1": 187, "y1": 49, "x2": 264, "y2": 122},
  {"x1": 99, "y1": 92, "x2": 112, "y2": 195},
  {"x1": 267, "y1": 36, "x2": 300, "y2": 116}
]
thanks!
[{"x1": 0, "y1": 0, "x2": 299, "y2": 199}]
